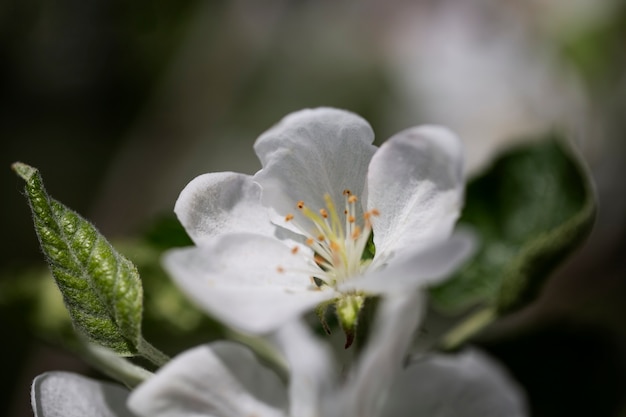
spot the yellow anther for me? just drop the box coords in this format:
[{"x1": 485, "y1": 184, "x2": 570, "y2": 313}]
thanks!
[{"x1": 284, "y1": 194, "x2": 379, "y2": 285}]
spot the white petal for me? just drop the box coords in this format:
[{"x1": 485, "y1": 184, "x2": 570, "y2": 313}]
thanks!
[
  {"x1": 210, "y1": 342, "x2": 288, "y2": 409},
  {"x1": 273, "y1": 320, "x2": 337, "y2": 417},
  {"x1": 31, "y1": 371, "x2": 134, "y2": 417},
  {"x1": 340, "y1": 229, "x2": 475, "y2": 295},
  {"x1": 163, "y1": 233, "x2": 336, "y2": 333},
  {"x1": 128, "y1": 343, "x2": 286, "y2": 417},
  {"x1": 338, "y1": 292, "x2": 425, "y2": 417},
  {"x1": 253, "y1": 108, "x2": 377, "y2": 228},
  {"x1": 174, "y1": 172, "x2": 275, "y2": 245},
  {"x1": 380, "y1": 349, "x2": 528, "y2": 417},
  {"x1": 367, "y1": 125, "x2": 464, "y2": 261}
]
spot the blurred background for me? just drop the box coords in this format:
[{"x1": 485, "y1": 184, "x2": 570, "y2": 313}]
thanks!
[{"x1": 1, "y1": 0, "x2": 625, "y2": 416}]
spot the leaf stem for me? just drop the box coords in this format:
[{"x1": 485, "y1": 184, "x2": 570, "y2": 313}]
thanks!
[
  {"x1": 78, "y1": 342, "x2": 153, "y2": 389},
  {"x1": 438, "y1": 307, "x2": 496, "y2": 351},
  {"x1": 138, "y1": 337, "x2": 171, "y2": 367}
]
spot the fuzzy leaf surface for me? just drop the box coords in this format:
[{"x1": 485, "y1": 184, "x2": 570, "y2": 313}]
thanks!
[{"x1": 13, "y1": 162, "x2": 143, "y2": 355}]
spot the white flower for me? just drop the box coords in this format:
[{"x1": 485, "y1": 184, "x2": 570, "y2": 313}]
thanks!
[
  {"x1": 31, "y1": 371, "x2": 135, "y2": 417},
  {"x1": 385, "y1": 2, "x2": 589, "y2": 175},
  {"x1": 30, "y1": 294, "x2": 528, "y2": 417},
  {"x1": 164, "y1": 107, "x2": 473, "y2": 334}
]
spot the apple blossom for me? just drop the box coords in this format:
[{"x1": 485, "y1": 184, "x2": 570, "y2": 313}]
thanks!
[
  {"x1": 31, "y1": 294, "x2": 527, "y2": 417},
  {"x1": 164, "y1": 108, "x2": 473, "y2": 339}
]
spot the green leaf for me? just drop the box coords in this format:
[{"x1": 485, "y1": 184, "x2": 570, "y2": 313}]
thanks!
[
  {"x1": 430, "y1": 137, "x2": 596, "y2": 315},
  {"x1": 12, "y1": 162, "x2": 143, "y2": 355}
]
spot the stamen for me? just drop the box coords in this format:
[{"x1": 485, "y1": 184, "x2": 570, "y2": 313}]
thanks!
[
  {"x1": 284, "y1": 192, "x2": 378, "y2": 286},
  {"x1": 323, "y1": 194, "x2": 343, "y2": 238},
  {"x1": 314, "y1": 255, "x2": 333, "y2": 272}
]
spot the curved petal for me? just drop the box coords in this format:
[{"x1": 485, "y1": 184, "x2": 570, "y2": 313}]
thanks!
[
  {"x1": 367, "y1": 125, "x2": 464, "y2": 261},
  {"x1": 340, "y1": 228, "x2": 475, "y2": 295},
  {"x1": 380, "y1": 349, "x2": 528, "y2": 417},
  {"x1": 273, "y1": 320, "x2": 337, "y2": 417},
  {"x1": 337, "y1": 292, "x2": 425, "y2": 417},
  {"x1": 163, "y1": 233, "x2": 336, "y2": 333},
  {"x1": 174, "y1": 172, "x2": 275, "y2": 245},
  {"x1": 32, "y1": 372, "x2": 134, "y2": 417},
  {"x1": 253, "y1": 108, "x2": 377, "y2": 228},
  {"x1": 210, "y1": 342, "x2": 288, "y2": 409},
  {"x1": 128, "y1": 343, "x2": 287, "y2": 417}
]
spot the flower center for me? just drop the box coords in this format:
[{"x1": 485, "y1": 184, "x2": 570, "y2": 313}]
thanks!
[{"x1": 283, "y1": 190, "x2": 379, "y2": 287}]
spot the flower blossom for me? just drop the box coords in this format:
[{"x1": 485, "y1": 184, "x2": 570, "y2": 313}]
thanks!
[
  {"x1": 164, "y1": 108, "x2": 473, "y2": 336},
  {"x1": 31, "y1": 294, "x2": 528, "y2": 417}
]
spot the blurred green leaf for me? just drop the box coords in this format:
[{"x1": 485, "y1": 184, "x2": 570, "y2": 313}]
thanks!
[
  {"x1": 12, "y1": 162, "x2": 143, "y2": 356},
  {"x1": 430, "y1": 137, "x2": 596, "y2": 315},
  {"x1": 560, "y1": 4, "x2": 626, "y2": 87}
]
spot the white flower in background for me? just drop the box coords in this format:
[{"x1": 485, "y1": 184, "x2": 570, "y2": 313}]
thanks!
[
  {"x1": 164, "y1": 107, "x2": 473, "y2": 337},
  {"x1": 385, "y1": 0, "x2": 589, "y2": 175},
  {"x1": 31, "y1": 294, "x2": 528, "y2": 417}
]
